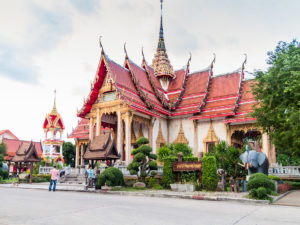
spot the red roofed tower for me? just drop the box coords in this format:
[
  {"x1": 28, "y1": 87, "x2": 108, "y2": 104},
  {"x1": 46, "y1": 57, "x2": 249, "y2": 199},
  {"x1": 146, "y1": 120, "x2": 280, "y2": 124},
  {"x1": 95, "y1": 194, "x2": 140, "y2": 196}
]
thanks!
[{"x1": 42, "y1": 90, "x2": 65, "y2": 160}]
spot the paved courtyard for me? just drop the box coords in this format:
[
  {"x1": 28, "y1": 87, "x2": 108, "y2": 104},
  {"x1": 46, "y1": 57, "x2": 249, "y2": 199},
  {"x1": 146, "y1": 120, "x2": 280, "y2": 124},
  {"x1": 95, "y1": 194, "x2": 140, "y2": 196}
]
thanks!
[{"x1": 0, "y1": 188, "x2": 299, "y2": 225}]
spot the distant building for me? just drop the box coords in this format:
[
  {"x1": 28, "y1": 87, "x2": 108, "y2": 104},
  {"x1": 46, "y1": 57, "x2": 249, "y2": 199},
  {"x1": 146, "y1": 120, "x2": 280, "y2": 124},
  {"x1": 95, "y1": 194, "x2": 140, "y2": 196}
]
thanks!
[
  {"x1": 0, "y1": 130, "x2": 19, "y2": 142},
  {"x1": 42, "y1": 92, "x2": 65, "y2": 160}
]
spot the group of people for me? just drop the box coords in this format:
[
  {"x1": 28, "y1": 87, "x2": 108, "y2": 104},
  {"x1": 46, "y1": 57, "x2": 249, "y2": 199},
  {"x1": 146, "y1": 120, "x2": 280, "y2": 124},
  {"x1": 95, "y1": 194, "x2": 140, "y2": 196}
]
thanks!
[{"x1": 48, "y1": 164, "x2": 101, "y2": 191}]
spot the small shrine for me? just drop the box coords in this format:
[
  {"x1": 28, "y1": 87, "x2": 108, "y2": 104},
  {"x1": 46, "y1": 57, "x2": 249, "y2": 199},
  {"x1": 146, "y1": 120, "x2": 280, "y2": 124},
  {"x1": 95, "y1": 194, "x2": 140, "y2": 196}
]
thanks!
[
  {"x1": 11, "y1": 141, "x2": 41, "y2": 183},
  {"x1": 42, "y1": 91, "x2": 65, "y2": 160},
  {"x1": 84, "y1": 129, "x2": 120, "y2": 168}
]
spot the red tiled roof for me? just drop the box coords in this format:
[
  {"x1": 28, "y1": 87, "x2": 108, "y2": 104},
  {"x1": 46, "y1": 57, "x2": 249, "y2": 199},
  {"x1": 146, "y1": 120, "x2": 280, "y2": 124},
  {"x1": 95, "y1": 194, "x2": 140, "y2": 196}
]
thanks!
[
  {"x1": 167, "y1": 69, "x2": 185, "y2": 92},
  {"x1": 68, "y1": 118, "x2": 89, "y2": 139},
  {"x1": 3, "y1": 138, "x2": 43, "y2": 160},
  {"x1": 0, "y1": 130, "x2": 19, "y2": 140}
]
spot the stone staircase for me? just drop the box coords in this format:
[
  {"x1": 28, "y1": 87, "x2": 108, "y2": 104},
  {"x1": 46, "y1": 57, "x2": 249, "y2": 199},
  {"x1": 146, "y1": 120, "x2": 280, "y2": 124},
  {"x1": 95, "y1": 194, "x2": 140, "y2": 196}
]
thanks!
[{"x1": 59, "y1": 167, "x2": 87, "y2": 184}]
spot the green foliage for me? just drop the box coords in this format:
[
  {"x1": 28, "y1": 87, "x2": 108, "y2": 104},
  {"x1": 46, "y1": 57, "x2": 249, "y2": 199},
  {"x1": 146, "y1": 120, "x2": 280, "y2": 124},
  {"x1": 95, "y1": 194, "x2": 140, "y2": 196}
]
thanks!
[
  {"x1": 268, "y1": 175, "x2": 281, "y2": 181},
  {"x1": 147, "y1": 177, "x2": 157, "y2": 188},
  {"x1": 157, "y1": 143, "x2": 192, "y2": 162},
  {"x1": 181, "y1": 172, "x2": 198, "y2": 184},
  {"x1": 152, "y1": 183, "x2": 163, "y2": 190},
  {"x1": 277, "y1": 154, "x2": 289, "y2": 166},
  {"x1": 32, "y1": 174, "x2": 51, "y2": 183},
  {"x1": 62, "y1": 142, "x2": 75, "y2": 167},
  {"x1": 285, "y1": 181, "x2": 300, "y2": 190},
  {"x1": 257, "y1": 187, "x2": 268, "y2": 199},
  {"x1": 127, "y1": 138, "x2": 157, "y2": 183},
  {"x1": 183, "y1": 156, "x2": 198, "y2": 162},
  {"x1": 209, "y1": 141, "x2": 246, "y2": 178},
  {"x1": 249, "y1": 173, "x2": 268, "y2": 182},
  {"x1": 157, "y1": 145, "x2": 171, "y2": 162},
  {"x1": 0, "y1": 170, "x2": 8, "y2": 180},
  {"x1": 251, "y1": 40, "x2": 300, "y2": 159},
  {"x1": 247, "y1": 173, "x2": 275, "y2": 193},
  {"x1": 161, "y1": 156, "x2": 177, "y2": 188},
  {"x1": 202, "y1": 156, "x2": 218, "y2": 191},
  {"x1": 96, "y1": 167, "x2": 124, "y2": 188},
  {"x1": 136, "y1": 137, "x2": 149, "y2": 145},
  {"x1": 0, "y1": 142, "x2": 7, "y2": 167}
]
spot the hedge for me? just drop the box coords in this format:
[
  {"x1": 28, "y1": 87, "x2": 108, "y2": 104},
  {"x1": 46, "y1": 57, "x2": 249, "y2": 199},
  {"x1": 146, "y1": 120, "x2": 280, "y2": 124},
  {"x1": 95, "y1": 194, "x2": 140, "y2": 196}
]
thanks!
[
  {"x1": 96, "y1": 167, "x2": 124, "y2": 188},
  {"x1": 202, "y1": 156, "x2": 218, "y2": 191},
  {"x1": 161, "y1": 156, "x2": 177, "y2": 188}
]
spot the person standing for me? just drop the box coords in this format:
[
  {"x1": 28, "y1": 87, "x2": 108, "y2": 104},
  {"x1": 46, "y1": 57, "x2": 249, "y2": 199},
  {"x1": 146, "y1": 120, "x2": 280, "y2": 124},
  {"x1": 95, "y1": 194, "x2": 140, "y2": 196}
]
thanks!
[
  {"x1": 49, "y1": 165, "x2": 59, "y2": 192},
  {"x1": 87, "y1": 166, "x2": 94, "y2": 188}
]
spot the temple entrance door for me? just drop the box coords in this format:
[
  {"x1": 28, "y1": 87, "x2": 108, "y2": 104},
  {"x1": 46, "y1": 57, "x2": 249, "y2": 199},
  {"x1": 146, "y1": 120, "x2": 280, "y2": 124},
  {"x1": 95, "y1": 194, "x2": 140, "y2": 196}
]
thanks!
[{"x1": 231, "y1": 129, "x2": 262, "y2": 150}]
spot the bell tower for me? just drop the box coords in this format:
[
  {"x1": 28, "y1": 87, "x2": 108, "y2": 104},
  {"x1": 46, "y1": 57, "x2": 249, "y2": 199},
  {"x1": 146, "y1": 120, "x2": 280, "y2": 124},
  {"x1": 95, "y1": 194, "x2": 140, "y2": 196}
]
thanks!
[{"x1": 42, "y1": 90, "x2": 65, "y2": 160}]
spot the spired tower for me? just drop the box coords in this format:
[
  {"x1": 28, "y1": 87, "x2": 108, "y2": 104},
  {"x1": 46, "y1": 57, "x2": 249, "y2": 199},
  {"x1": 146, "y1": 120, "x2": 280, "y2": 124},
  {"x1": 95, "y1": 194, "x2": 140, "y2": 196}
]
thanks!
[
  {"x1": 42, "y1": 90, "x2": 65, "y2": 160},
  {"x1": 152, "y1": 0, "x2": 175, "y2": 91}
]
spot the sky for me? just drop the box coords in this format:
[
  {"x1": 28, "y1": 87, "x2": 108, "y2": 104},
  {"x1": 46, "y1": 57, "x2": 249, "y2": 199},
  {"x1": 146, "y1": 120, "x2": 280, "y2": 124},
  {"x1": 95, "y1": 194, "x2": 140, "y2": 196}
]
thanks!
[{"x1": 0, "y1": 0, "x2": 299, "y2": 142}]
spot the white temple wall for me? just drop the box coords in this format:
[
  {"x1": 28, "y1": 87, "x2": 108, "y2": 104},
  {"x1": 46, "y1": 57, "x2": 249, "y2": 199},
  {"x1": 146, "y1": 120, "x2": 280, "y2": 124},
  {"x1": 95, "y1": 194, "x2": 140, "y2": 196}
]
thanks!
[
  {"x1": 197, "y1": 121, "x2": 210, "y2": 153},
  {"x1": 168, "y1": 118, "x2": 194, "y2": 150},
  {"x1": 262, "y1": 133, "x2": 268, "y2": 155},
  {"x1": 152, "y1": 118, "x2": 167, "y2": 154},
  {"x1": 212, "y1": 120, "x2": 227, "y2": 142}
]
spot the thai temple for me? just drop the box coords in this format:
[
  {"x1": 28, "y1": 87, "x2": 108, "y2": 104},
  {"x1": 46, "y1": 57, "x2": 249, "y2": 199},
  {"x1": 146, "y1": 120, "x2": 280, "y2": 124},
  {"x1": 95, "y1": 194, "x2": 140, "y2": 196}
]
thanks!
[
  {"x1": 43, "y1": 91, "x2": 65, "y2": 160},
  {"x1": 69, "y1": 0, "x2": 276, "y2": 167}
]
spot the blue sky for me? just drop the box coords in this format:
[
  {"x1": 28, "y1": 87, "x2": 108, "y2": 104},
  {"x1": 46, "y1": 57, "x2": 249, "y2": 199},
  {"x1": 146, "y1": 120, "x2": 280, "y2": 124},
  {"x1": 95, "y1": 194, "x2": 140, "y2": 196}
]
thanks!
[{"x1": 0, "y1": 0, "x2": 299, "y2": 141}]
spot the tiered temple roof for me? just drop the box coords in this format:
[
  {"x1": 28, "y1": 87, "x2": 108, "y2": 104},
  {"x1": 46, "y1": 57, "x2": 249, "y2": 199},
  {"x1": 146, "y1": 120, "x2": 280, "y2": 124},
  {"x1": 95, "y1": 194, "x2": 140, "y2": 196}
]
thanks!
[
  {"x1": 76, "y1": 0, "x2": 257, "y2": 124},
  {"x1": 3, "y1": 139, "x2": 42, "y2": 161}
]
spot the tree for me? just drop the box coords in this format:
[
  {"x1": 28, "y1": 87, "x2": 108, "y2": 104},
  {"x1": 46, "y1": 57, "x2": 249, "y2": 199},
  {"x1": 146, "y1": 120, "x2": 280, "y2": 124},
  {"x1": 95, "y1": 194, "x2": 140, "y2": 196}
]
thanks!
[
  {"x1": 62, "y1": 142, "x2": 75, "y2": 167},
  {"x1": 0, "y1": 142, "x2": 7, "y2": 167},
  {"x1": 252, "y1": 40, "x2": 300, "y2": 160},
  {"x1": 157, "y1": 143, "x2": 193, "y2": 162},
  {"x1": 127, "y1": 137, "x2": 158, "y2": 183}
]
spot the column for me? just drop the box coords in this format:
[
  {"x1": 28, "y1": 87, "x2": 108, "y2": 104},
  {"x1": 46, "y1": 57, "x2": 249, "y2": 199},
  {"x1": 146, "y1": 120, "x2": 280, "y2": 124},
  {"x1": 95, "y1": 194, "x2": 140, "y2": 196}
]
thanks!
[
  {"x1": 167, "y1": 119, "x2": 170, "y2": 144},
  {"x1": 149, "y1": 121, "x2": 153, "y2": 148},
  {"x1": 124, "y1": 112, "x2": 132, "y2": 164},
  {"x1": 96, "y1": 109, "x2": 102, "y2": 136},
  {"x1": 117, "y1": 110, "x2": 122, "y2": 155},
  {"x1": 75, "y1": 143, "x2": 79, "y2": 167},
  {"x1": 60, "y1": 145, "x2": 62, "y2": 156},
  {"x1": 193, "y1": 120, "x2": 198, "y2": 157},
  {"x1": 80, "y1": 144, "x2": 84, "y2": 166},
  {"x1": 89, "y1": 118, "x2": 94, "y2": 141}
]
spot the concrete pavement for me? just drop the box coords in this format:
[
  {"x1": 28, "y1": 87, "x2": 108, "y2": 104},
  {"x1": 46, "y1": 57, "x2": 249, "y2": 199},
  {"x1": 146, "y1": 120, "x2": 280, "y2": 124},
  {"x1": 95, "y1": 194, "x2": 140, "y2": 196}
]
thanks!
[
  {"x1": 274, "y1": 190, "x2": 300, "y2": 207},
  {"x1": 0, "y1": 188, "x2": 300, "y2": 225}
]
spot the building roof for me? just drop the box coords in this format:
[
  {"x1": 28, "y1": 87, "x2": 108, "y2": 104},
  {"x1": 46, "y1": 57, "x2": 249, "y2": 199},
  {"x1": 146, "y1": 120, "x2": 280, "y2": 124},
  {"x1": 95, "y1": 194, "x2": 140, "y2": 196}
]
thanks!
[
  {"x1": 11, "y1": 141, "x2": 41, "y2": 163},
  {"x1": 68, "y1": 118, "x2": 90, "y2": 139},
  {"x1": 0, "y1": 130, "x2": 19, "y2": 140},
  {"x1": 3, "y1": 138, "x2": 42, "y2": 161},
  {"x1": 83, "y1": 130, "x2": 120, "y2": 160}
]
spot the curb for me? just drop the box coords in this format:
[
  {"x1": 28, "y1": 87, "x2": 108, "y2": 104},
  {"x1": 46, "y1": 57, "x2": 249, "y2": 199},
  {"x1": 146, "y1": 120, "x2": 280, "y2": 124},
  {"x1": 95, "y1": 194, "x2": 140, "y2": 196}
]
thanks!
[
  {"x1": 0, "y1": 185, "x2": 269, "y2": 204},
  {"x1": 272, "y1": 191, "x2": 291, "y2": 204}
]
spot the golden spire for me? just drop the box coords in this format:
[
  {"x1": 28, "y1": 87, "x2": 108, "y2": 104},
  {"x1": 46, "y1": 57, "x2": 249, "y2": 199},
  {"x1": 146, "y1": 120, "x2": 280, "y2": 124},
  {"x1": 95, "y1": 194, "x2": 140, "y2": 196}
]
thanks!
[
  {"x1": 152, "y1": 0, "x2": 175, "y2": 81},
  {"x1": 51, "y1": 89, "x2": 57, "y2": 114}
]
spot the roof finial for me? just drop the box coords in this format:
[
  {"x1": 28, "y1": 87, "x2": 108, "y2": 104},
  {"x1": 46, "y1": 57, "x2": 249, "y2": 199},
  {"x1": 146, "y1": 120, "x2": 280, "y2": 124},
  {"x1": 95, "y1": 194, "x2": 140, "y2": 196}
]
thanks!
[
  {"x1": 241, "y1": 53, "x2": 247, "y2": 79},
  {"x1": 211, "y1": 53, "x2": 216, "y2": 70},
  {"x1": 141, "y1": 47, "x2": 146, "y2": 63},
  {"x1": 124, "y1": 42, "x2": 128, "y2": 59},
  {"x1": 53, "y1": 89, "x2": 57, "y2": 112},
  {"x1": 158, "y1": 0, "x2": 165, "y2": 51},
  {"x1": 99, "y1": 36, "x2": 104, "y2": 54},
  {"x1": 187, "y1": 52, "x2": 192, "y2": 69}
]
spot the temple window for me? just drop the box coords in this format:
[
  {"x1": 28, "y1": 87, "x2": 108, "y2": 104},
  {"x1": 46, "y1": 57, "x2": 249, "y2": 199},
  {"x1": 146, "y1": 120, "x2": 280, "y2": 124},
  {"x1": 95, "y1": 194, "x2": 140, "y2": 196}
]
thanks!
[{"x1": 103, "y1": 92, "x2": 116, "y2": 102}]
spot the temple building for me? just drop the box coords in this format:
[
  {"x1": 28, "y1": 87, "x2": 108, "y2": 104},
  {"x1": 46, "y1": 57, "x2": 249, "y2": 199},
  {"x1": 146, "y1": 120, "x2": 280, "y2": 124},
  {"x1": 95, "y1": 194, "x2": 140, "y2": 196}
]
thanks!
[
  {"x1": 42, "y1": 91, "x2": 65, "y2": 160},
  {"x1": 69, "y1": 1, "x2": 276, "y2": 166}
]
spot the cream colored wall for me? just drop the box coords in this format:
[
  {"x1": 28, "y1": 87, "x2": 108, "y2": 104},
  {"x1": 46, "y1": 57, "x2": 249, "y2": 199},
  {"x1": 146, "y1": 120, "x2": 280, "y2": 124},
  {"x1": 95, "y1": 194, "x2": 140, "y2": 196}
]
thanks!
[
  {"x1": 168, "y1": 118, "x2": 194, "y2": 150},
  {"x1": 152, "y1": 118, "x2": 167, "y2": 154},
  {"x1": 197, "y1": 120, "x2": 227, "y2": 154}
]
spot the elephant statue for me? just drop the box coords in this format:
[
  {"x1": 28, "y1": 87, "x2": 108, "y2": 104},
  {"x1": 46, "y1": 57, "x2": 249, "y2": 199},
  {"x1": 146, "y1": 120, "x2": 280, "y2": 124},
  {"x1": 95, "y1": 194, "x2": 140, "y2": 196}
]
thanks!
[{"x1": 240, "y1": 145, "x2": 269, "y2": 176}]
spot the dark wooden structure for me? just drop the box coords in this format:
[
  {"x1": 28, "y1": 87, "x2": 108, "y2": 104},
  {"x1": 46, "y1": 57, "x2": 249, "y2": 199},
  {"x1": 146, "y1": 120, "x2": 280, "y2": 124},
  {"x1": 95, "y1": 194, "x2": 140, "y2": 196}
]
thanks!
[
  {"x1": 83, "y1": 130, "x2": 120, "y2": 168},
  {"x1": 11, "y1": 141, "x2": 41, "y2": 184},
  {"x1": 173, "y1": 154, "x2": 202, "y2": 183}
]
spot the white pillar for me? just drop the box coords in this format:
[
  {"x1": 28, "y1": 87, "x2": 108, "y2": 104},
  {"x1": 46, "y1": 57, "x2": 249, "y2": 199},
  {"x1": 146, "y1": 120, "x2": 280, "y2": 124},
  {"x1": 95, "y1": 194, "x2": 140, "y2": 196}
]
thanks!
[
  {"x1": 96, "y1": 109, "x2": 100, "y2": 136},
  {"x1": 117, "y1": 110, "x2": 122, "y2": 155},
  {"x1": 125, "y1": 113, "x2": 132, "y2": 164},
  {"x1": 75, "y1": 143, "x2": 79, "y2": 167},
  {"x1": 89, "y1": 118, "x2": 94, "y2": 141},
  {"x1": 60, "y1": 145, "x2": 62, "y2": 156}
]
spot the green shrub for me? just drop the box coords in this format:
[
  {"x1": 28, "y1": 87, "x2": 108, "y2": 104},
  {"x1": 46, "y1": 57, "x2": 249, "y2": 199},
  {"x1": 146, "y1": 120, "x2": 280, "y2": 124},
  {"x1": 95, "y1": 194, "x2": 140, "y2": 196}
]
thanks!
[
  {"x1": 173, "y1": 143, "x2": 193, "y2": 156},
  {"x1": 0, "y1": 170, "x2": 8, "y2": 180},
  {"x1": 147, "y1": 177, "x2": 157, "y2": 188},
  {"x1": 286, "y1": 181, "x2": 300, "y2": 190},
  {"x1": 257, "y1": 187, "x2": 268, "y2": 199},
  {"x1": 157, "y1": 145, "x2": 171, "y2": 162},
  {"x1": 249, "y1": 188, "x2": 257, "y2": 198},
  {"x1": 152, "y1": 183, "x2": 163, "y2": 190},
  {"x1": 247, "y1": 175, "x2": 275, "y2": 192},
  {"x1": 249, "y1": 173, "x2": 268, "y2": 182},
  {"x1": 202, "y1": 156, "x2": 218, "y2": 191},
  {"x1": 161, "y1": 156, "x2": 177, "y2": 188},
  {"x1": 181, "y1": 172, "x2": 198, "y2": 184},
  {"x1": 277, "y1": 154, "x2": 289, "y2": 166},
  {"x1": 268, "y1": 175, "x2": 281, "y2": 181},
  {"x1": 96, "y1": 167, "x2": 124, "y2": 188},
  {"x1": 183, "y1": 156, "x2": 198, "y2": 162}
]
